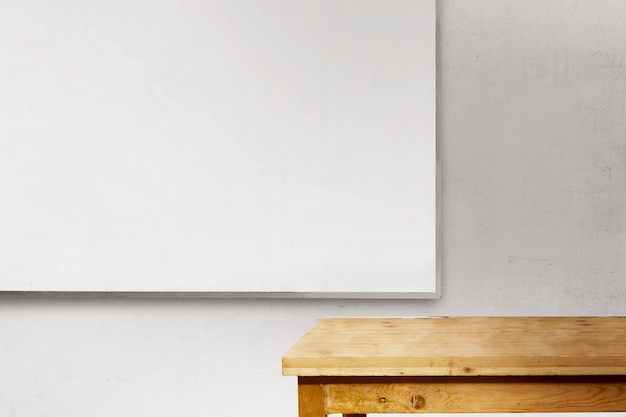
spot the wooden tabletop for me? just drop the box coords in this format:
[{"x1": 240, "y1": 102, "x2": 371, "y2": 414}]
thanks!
[{"x1": 282, "y1": 316, "x2": 626, "y2": 377}]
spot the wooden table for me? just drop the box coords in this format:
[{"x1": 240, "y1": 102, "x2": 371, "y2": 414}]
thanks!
[{"x1": 282, "y1": 317, "x2": 626, "y2": 416}]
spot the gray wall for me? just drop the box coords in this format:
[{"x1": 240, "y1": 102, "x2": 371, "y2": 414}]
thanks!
[{"x1": 1, "y1": 1, "x2": 625, "y2": 416}]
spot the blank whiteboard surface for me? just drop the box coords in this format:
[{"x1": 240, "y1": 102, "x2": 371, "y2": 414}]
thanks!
[{"x1": 0, "y1": 0, "x2": 436, "y2": 295}]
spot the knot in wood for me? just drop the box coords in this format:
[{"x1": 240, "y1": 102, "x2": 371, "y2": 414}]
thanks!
[{"x1": 411, "y1": 394, "x2": 426, "y2": 409}]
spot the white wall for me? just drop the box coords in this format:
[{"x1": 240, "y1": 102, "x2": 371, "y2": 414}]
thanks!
[{"x1": 2, "y1": 1, "x2": 626, "y2": 416}]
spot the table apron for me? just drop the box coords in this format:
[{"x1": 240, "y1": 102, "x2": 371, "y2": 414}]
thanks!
[{"x1": 298, "y1": 376, "x2": 626, "y2": 415}]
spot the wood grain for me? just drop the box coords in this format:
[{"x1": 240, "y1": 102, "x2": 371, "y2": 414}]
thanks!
[
  {"x1": 283, "y1": 317, "x2": 626, "y2": 377},
  {"x1": 324, "y1": 376, "x2": 626, "y2": 414},
  {"x1": 298, "y1": 377, "x2": 327, "y2": 417}
]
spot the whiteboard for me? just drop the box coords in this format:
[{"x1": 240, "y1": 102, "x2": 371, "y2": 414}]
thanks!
[{"x1": 0, "y1": 0, "x2": 437, "y2": 297}]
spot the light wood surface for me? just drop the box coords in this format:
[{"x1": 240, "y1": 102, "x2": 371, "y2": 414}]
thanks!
[
  {"x1": 298, "y1": 379, "x2": 325, "y2": 417},
  {"x1": 283, "y1": 317, "x2": 626, "y2": 377},
  {"x1": 323, "y1": 376, "x2": 626, "y2": 413}
]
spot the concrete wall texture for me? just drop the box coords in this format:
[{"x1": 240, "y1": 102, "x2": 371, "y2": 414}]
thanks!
[{"x1": 2, "y1": 1, "x2": 626, "y2": 416}]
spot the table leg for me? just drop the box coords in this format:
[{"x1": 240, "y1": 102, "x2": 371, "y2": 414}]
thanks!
[
  {"x1": 343, "y1": 414, "x2": 366, "y2": 417},
  {"x1": 298, "y1": 377, "x2": 326, "y2": 417}
]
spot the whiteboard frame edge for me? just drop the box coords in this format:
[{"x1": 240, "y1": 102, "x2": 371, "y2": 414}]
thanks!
[{"x1": 0, "y1": 289, "x2": 440, "y2": 299}]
